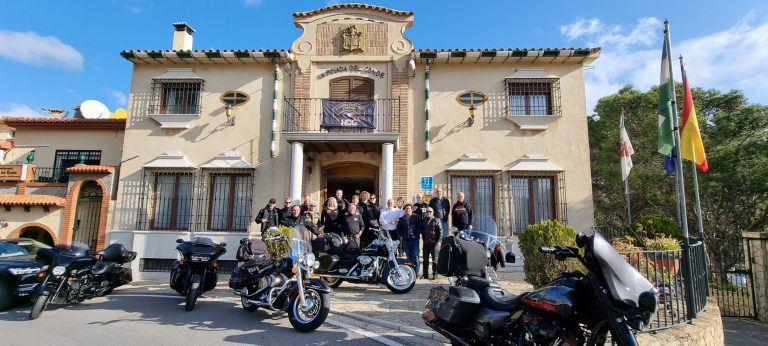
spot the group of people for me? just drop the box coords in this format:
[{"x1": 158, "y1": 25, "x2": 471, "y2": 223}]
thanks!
[{"x1": 255, "y1": 187, "x2": 476, "y2": 280}]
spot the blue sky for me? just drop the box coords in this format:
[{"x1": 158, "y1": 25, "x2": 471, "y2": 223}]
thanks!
[{"x1": 1, "y1": 0, "x2": 767, "y2": 117}]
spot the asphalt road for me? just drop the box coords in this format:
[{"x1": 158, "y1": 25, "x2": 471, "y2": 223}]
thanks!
[{"x1": 0, "y1": 288, "x2": 389, "y2": 346}]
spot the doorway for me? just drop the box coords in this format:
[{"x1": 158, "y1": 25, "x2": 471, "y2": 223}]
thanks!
[
  {"x1": 19, "y1": 227, "x2": 55, "y2": 246},
  {"x1": 323, "y1": 163, "x2": 378, "y2": 204},
  {"x1": 72, "y1": 181, "x2": 103, "y2": 251}
]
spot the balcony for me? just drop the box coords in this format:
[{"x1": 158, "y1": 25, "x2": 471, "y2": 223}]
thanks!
[
  {"x1": 33, "y1": 167, "x2": 69, "y2": 183},
  {"x1": 147, "y1": 104, "x2": 202, "y2": 129},
  {"x1": 281, "y1": 98, "x2": 401, "y2": 152}
]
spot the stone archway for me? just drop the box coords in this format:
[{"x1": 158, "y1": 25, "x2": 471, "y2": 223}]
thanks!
[
  {"x1": 7, "y1": 222, "x2": 57, "y2": 246},
  {"x1": 61, "y1": 179, "x2": 110, "y2": 250}
]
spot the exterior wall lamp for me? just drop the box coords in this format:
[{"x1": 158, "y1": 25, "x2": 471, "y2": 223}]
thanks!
[{"x1": 468, "y1": 105, "x2": 476, "y2": 126}]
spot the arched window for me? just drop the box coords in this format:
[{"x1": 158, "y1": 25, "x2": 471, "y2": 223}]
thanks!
[{"x1": 329, "y1": 76, "x2": 373, "y2": 100}]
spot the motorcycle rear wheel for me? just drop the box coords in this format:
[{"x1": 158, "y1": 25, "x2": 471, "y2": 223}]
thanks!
[
  {"x1": 587, "y1": 320, "x2": 618, "y2": 346},
  {"x1": 29, "y1": 293, "x2": 50, "y2": 320},
  {"x1": 288, "y1": 288, "x2": 330, "y2": 332},
  {"x1": 185, "y1": 287, "x2": 199, "y2": 311},
  {"x1": 386, "y1": 264, "x2": 416, "y2": 294},
  {"x1": 321, "y1": 276, "x2": 343, "y2": 288}
]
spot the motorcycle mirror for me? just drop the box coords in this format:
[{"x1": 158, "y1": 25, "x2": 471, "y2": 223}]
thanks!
[
  {"x1": 220, "y1": 242, "x2": 227, "y2": 247},
  {"x1": 176, "y1": 239, "x2": 184, "y2": 244},
  {"x1": 576, "y1": 232, "x2": 589, "y2": 248},
  {"x1": 505, "y1": 252, "x2": 516, "y2": 263}
]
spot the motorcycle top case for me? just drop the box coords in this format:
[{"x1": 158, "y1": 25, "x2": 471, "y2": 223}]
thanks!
[
  {"x1": 100, "y1": 243, "x2": 137, "y2": 264},
  {"x1": 424, "y1": 285, "x2": 482, "y2": 325},
  {"x1": 437, "y1": 236, "x2": 487, "y2": 277}
]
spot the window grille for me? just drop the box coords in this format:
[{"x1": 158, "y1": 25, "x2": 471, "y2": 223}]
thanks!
[
  {"x1": 507, "y1": 172, "x2": 567, "y2": 233},
  {"x1": 139, "y1": 258, "x2": 238, "y2": 274},
  {"x1": 506, "y1": 78, "x2": 561, "y2": 116},
  {"x1": 135, "y1": 168, "x2": 254, "y2": 232},
  {"x1": 53, "y1": 150, "x2": 102, "y2": 182},
  {"x1": 149, "y1": 79, "x2": 203, "y2": 115},
  {"x1": 448, "y1": 174, "x2": 497, "y2": 232}
]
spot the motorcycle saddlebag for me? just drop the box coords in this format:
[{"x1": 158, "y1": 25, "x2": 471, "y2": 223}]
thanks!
[
  {"x1": 437, "y1": 236, "x2": 487, "y2": 277},
  {"x1": 229, "y1": 266, "x2": 246, "y2": 289},
  {"x1": 424, "y1": 285, "x2": 481, "y2": 325}
]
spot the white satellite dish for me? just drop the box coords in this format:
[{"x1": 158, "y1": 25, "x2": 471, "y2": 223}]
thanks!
[{"x1": 80, "y1": 100, "x2": 110, "y2": 119}]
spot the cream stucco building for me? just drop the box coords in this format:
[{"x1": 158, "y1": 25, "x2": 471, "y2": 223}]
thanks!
[{"x1": 112, "y1": 4, "x2": 599, "y2": 279}]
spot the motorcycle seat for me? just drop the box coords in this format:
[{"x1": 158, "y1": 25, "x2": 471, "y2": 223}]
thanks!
[
  {"x1": 466, "y1": 275, "x2": 500, "y2": 291},
  {"x1": 92, "y1": 261, "x2": 115, "y2": 275},
  {"x1": 480, "y1": 286, "x2": 520, "y2": 311}
]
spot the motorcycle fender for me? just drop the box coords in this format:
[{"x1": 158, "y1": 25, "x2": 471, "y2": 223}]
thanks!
[
  {"x1": 190, "y1": 274, "x2": 202, "y2": 289},
  {"x1": 610, "y1": 319, "x2": 639, "y2": 346},
  {"x1": 304, "y1": 278, "x2": 332, "y2": 294},
  {"x1": 380, "y1": 258, "x2": 415, "y2": 283}
]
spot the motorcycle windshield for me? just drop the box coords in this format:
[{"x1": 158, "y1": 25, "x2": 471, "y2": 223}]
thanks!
[
  {"x1": 592, "y1": 233, "x2": 655, "y2": 307},
  {"x1": 55, "y1": 241, "x2": 90, "y2": 257},
  {"x1": 289, "y1": 226, "x2": 312, "y2": 260},
  {"x1": 468, "y1": 219, "x2": 499, "y2": 248}
]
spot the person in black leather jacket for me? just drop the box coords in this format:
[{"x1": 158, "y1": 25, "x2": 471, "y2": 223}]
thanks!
[
  {"x1": 281, "y1": 205, "x2": 319, "y2": 236},
  {"x1": 421, "y1": 207, "x2": 443, "y2": 280}
]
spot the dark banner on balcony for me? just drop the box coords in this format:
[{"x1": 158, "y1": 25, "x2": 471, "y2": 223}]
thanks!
[{"x1": 321, "y1": 100, "x2": 376, "y2": 129}]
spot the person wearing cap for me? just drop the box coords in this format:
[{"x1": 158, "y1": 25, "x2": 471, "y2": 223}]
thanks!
[{"x1": 256, "y1": 198, "x2": 282, "y2": 238}]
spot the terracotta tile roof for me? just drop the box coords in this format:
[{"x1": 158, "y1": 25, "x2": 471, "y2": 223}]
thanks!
[
  {"x1": 0, "y1": 194, "x2": 65, "y2": 207},
  {"x1": 293, "y1": 3, "x2": 413, "y2": 17},
  {"x1": 0, "y1": 141, "x2": 12, "y2": 150},
  {"x1": 120, "y1": 49, "x2": 293, "y2": 64},
  {"x1": 1, "y1": 117, "x2": 126, "y2": 130},
  {"x1": 65, "y1": 165, "x2": 116, "y2": 174}
]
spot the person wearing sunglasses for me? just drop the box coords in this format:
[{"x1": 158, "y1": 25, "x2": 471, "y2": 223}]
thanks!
[{"x1": 421, "y1": 207, "x2": 442, "y2": 280}]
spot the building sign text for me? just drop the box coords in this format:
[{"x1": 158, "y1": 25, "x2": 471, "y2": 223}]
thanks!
[{"x1": 317, "y1": 65, "x2": 386, "y2": 79}]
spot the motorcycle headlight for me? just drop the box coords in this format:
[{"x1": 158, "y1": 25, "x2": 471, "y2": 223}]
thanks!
[
  {"x1": 9, "y1": 267, "x2": 41, "y2": 275},
  {"x1": 52, "y1": 266, "x2": 66, "y2": 276},
  {"x1": 304, "y1": 253, "x2": 316, "y2": 268},
  {"x1": 357, "y1": 256, "x2": 373, "y2": 265}
]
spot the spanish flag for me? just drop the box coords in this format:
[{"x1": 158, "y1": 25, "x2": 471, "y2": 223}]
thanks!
[{"x1": 680, "y1": 65, "x2": 709, "y2": 172}]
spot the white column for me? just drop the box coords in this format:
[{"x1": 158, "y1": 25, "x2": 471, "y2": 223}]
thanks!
[
  {"x1": 289, "y1": 142, "x2": 304, "y2": 203},
  {"x1": 381, "y1": 143, "x2": 394, "y2": 207}
]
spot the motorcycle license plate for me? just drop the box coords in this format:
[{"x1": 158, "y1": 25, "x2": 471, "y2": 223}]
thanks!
[{"x1": 191, "y1": 255, "x2": 210, "y2": 262}]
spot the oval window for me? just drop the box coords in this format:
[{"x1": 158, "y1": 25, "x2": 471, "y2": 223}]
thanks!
[
  {"x1": 220, "y1": 91, "x2": 250, "y2": 107},
  {"x1": 456, "y1": 91, "x2": 487, "y2": 108}
]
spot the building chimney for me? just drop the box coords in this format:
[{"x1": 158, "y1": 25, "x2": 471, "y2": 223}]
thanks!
[{"x1": 172, "y1": 22, "x2": 195, "y2": 51}]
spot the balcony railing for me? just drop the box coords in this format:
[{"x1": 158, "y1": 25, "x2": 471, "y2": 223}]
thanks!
[
  {"x1": 147, "y1": 104, "x2": 202, "y2": 115},
  {"x1": 33, "y1": 167, "x2": 68, "y2": 183},
  {"x1": 282, "y1": 98, "x2": 401, "y2": 133}
]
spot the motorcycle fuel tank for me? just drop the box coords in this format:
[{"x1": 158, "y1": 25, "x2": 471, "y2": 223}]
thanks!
[{"x1": 521, "y1": 285, "x2": 577, "y2": 318}]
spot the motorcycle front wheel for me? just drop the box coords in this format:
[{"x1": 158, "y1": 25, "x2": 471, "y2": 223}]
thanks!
[
  {"x1": 288, "y1": 288, "x2": 330, "y2": 332},
  {"x1": 29, "y1": 293, "x2": 51, "y2": 320},
  {"x1": 386, "y1": 264, "x2": 416, "y2": 294},
  {"x1": 587, "y1": 320, "x2": 619, "y2": 346},
  {"x1": 185, "y1": 287, "x2": 199, "y2": 311},
  {"x1": 240, "y1": 286, "x2": 259, "y2": 312}
]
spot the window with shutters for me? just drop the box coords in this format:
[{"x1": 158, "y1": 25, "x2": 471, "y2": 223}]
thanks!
[{"x1": 329, "y1": 76, "x2": 374, "y2": 100}]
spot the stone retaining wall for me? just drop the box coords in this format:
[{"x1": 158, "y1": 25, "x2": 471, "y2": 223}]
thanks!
[{"x1": 637, "y1": 298, "x2": 723, "y2": 345}]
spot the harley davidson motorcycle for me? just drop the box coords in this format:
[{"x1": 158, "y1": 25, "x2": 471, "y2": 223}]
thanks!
[
  {"x1": 229, "y1": 226, "x2": 331, "y2": 332},
  {"x1": 314, "y1": 227, "x2": 417, "y2": 294},
  {"x1": 422, "y1": 232, "x2": 658, "y2": 346},
  {"x1": 29, "y1": 242, "x2": 136, "y2": 320},
  {"x1": 170, "y1": 237, "x2": 227, "y2": 311}
]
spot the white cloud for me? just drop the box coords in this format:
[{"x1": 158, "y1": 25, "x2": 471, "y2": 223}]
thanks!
[
  {"x1": 564, "y1": 16, "x2": 768, "y2": 114},
  {"x1": 0, "y1": 30, "x2": 83, "y2": 70},
  {"x1": 243, "y1": 0, "x2": 263, "y2": 7},
  {"x1": 0, "y1": 103, "x2": 46, "y2": 117},
  {"x1": 105, "y1": 88, "x2": 127, "y2": 107}
]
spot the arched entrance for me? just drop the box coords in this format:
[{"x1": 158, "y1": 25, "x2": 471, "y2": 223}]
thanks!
[
  {"x1": 19, "y1": 226, "x2": 55, "y2": 246},
  {"x1": 323, "y1": 163, "x2": 378, "y2": 203},
  {"x1": 72, "y1": 181, "x2": 103, "y2": 251}
]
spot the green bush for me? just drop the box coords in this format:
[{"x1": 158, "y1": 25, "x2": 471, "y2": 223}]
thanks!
[
  {"x1": 634, "y1": 214, "x2": 683, "y2": 240},
  {"x1": 519, "y1": 220, "x2": 584, "y2": 288},
  {"x1": 264, "y1": 226, "x2": 293, "y2": 259}
]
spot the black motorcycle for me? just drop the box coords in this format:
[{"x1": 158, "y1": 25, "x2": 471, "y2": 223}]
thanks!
[
  {"x1": 29, "y1": 242, "x2": 136, "y2": 320},
  {"x1": 422, "y1": 232, "x2": 658, "y2": 346},
  {"x1": 314, "y1": 228, "x2": 417, "y2": 294},
  {"x1": 229, "y1": 226, "x2": 331, "y2": 332},
  {"x1": 170, "y1": 237, "x2": 226, "y2": 311}
]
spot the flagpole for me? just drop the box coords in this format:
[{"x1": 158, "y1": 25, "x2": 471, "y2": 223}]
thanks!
[
  {"x1": 665, "y1": 20, "x2": 696, "y2": 319},
  {"x1": 679, "y1": 56, "x2": 706, "y2": 242},
  {"x1": 620, "y1": 110, "x2": 632, "y2": 226}
]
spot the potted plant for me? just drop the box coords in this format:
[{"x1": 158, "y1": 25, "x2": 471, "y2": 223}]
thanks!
[{"x1": 644, "y1": 235, "x2": 682, "y2": 276}]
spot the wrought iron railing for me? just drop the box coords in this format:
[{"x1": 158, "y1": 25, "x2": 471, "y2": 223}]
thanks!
[
  {"x1": 33, "y1": 167, "x2": 68, "y2": 183},
  {"x1": 147, "y1": 104, "x2": 202, "y2": 115},
  {"x1": 595, "y1": 228, "x2": 709, "y2": 331},
  {"x1": 282, "y1": 98, "x2": 401, "y2": 133}
]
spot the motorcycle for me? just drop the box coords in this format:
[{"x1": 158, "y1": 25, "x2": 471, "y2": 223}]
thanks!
[
  {"x1": 170, "y1": 237, "x2": 226, "y2": 311},
  {"x1": 422, "y1": 232, "x2": 658, "y2": 346},
  {"x1": 229, "y1": 226, "x2": 331, "y2": 332},
  {"x1": 29, "y1": 242, "x2": 136, "y2": 320},
  {"x1": 461, "y1": 226, "x2": 515, "y2": 283},
  {"x1": 314, "y1": 227, "x2": 417, "y2": 294}
]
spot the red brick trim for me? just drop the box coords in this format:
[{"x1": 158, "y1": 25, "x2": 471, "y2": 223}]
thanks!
[
  {"x1": 7, "y1": 222, "x2": 57, "y2": 245},
  {"x1": 61, "y1": 179, "x2": 110, "y2": 250}
]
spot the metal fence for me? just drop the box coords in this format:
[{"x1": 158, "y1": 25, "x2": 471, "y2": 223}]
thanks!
[
  {"x1": 33, "y1": 167, "x2": 68, "y2": 183},
  {"x1": 282, "y1": 98, "x2": 401, "y2": 133},
  {"x1": 595, "y1": 228, "x2": 709, "y2": 331}
]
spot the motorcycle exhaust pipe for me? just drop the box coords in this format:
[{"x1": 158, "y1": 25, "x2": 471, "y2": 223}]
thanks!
[{"x1": 318, "y1": 274, "x2": 366, "y2": 280}]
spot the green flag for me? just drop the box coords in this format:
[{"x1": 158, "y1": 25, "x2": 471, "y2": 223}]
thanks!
[{"x1": 658, "y1": 30, "x2": 675, "y2": 156}]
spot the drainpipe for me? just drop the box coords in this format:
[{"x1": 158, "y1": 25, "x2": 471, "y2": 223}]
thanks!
[
  {"x1": 425, "y1": 61, "x2": 431, "y2": 159},
  {"x1": 271, "y1": 59, "x2": 279, "y2": 158}
]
